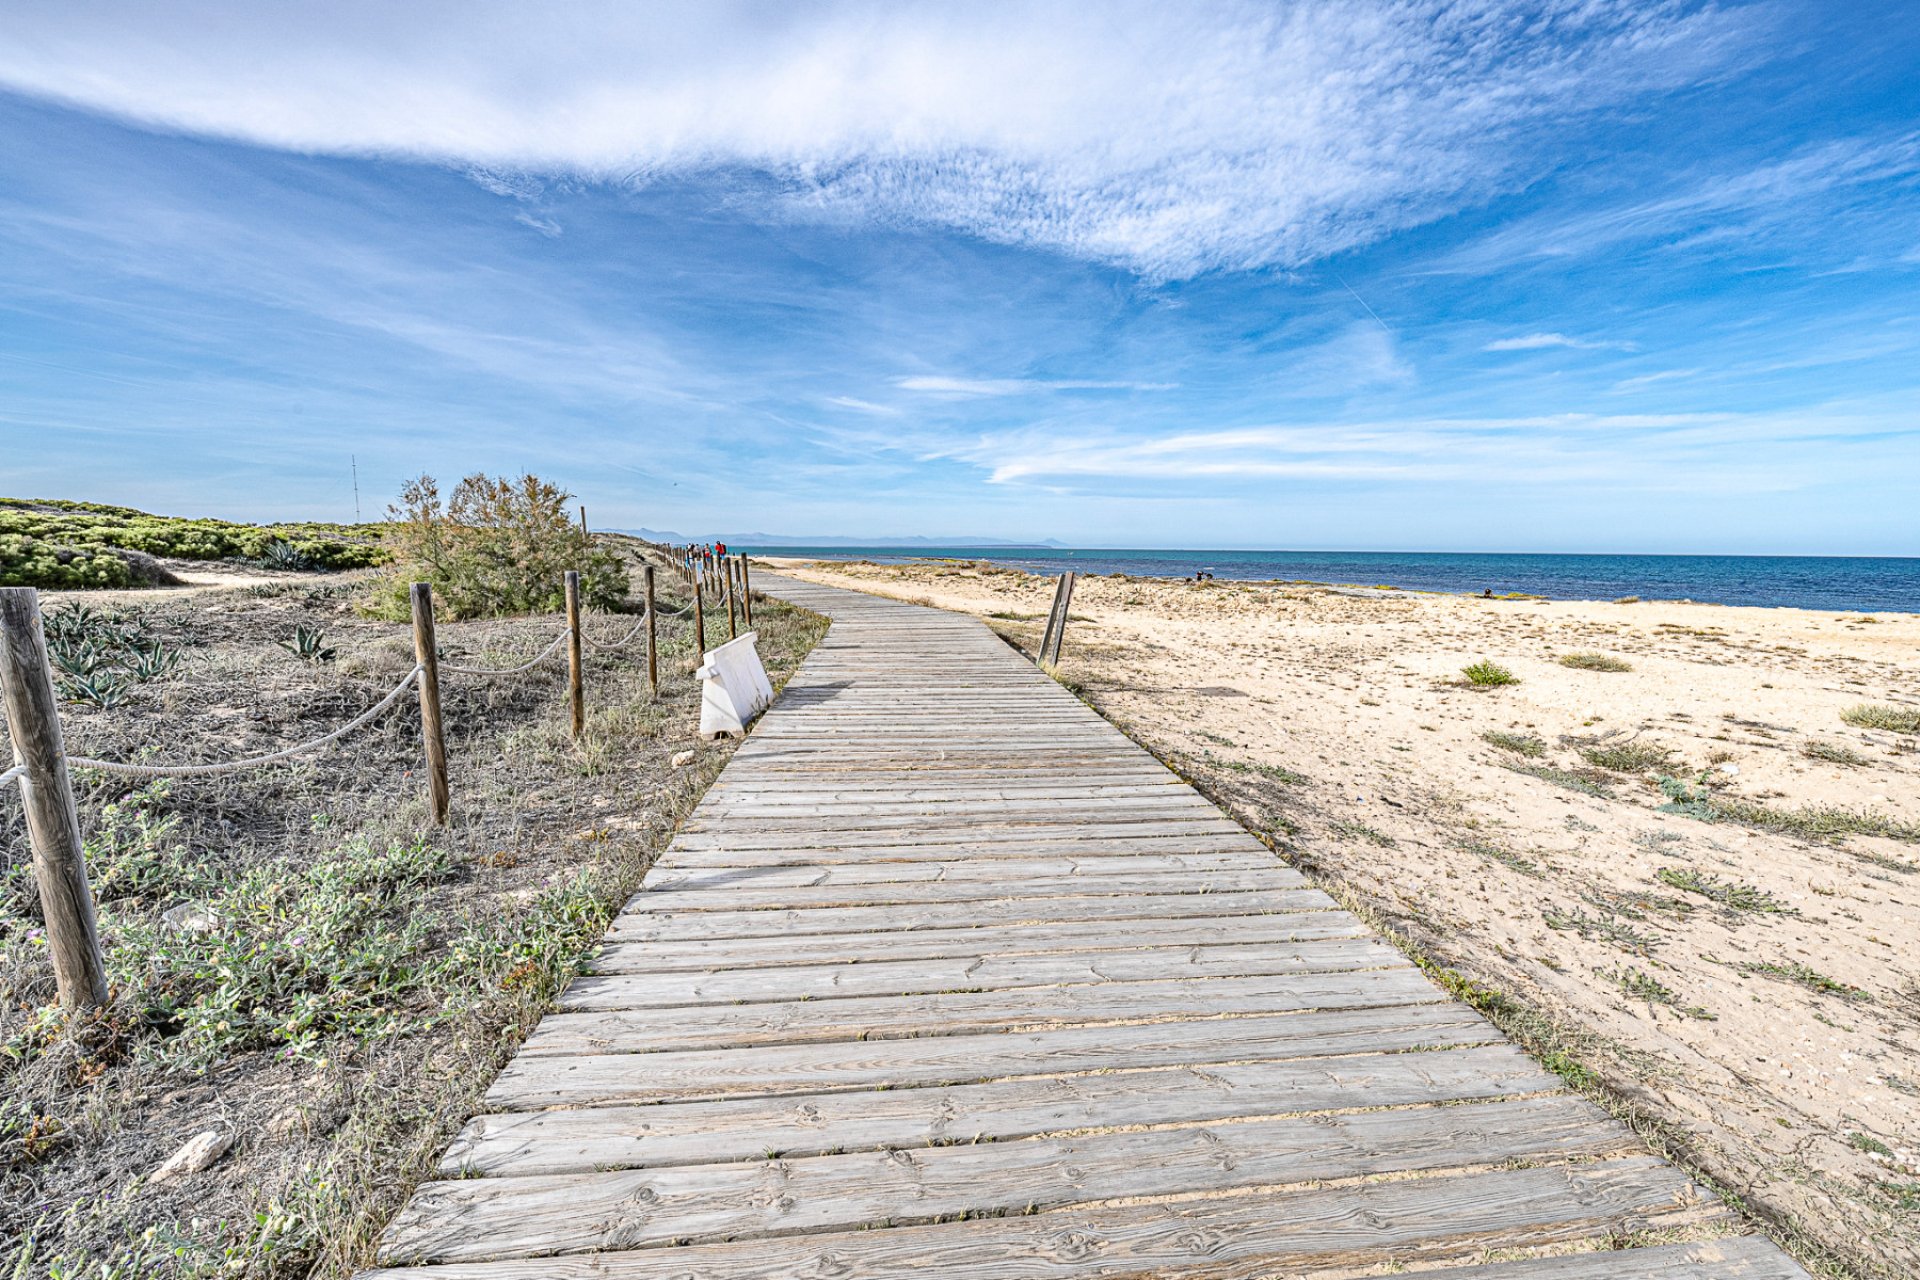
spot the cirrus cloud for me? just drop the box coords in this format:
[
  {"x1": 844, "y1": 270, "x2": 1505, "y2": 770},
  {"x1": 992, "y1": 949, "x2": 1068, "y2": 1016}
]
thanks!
[{"x1": 0, "y1": 1, "x2": 1767, "y2": 279}]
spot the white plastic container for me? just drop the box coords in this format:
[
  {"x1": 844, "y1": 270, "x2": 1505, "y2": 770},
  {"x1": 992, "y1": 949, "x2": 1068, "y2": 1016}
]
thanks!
[{"x1": 696, "y1": 631, "x2": 773, "y2": 738}]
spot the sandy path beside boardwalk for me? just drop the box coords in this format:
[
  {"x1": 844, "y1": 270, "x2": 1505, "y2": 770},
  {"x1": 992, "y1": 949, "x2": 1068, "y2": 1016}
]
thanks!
[{"x1": 768, "y1": 557, "x2": 1920, "y2": 1278}]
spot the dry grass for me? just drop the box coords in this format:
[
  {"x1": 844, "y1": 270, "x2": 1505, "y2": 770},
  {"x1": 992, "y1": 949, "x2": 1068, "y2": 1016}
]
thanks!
[
  {"x1": 0, "y1": 538, "x2": 828, "y2": 1277},
  {"x1": 1841, "y1": 704, "x2": 1920, "y2": 735}
]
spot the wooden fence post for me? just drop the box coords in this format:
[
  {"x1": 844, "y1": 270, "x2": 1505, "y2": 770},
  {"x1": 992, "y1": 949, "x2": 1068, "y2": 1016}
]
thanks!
[
  {"x1": 739, "y1": 555, "x2": 753, "y2": 627},
  {"x1": 1046, "y1": 571, "x2": 1077, "y2": 667},
  {"x1": 644, "y1": 565, "x2": 658, "y2": 697},
  {"x1": 693, "y1": 569, "x2": 706, "y2": 657},
  {"x1": 726, "y1": 557, "x2": 739, "y2": 641},
  {"x1": 564, "y1": 570, "x2": 584, "y2": 740},
  {"x1": 578, "y1": 505, "x2": 588, "y2": 540},
  {"x1": 409, "y1": 583, "x2": 450, "y2": 824},
  {"x1": 1039, "y1": 573, "x2": 1069, "y2": 666},
  {"x1": 0, "y1": 587, "x2": 109, "y2": 1008}
]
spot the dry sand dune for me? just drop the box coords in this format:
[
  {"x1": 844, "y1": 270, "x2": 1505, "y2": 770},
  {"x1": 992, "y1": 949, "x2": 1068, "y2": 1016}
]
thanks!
[{"x1": 771, "y1": 556, "x2": 1920, "y2": 1278}]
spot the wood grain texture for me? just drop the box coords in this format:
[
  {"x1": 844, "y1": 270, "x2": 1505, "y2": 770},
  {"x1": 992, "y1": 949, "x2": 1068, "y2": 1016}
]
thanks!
[{"x1": 360, "y1": 573, "x2": 1805, "y2": 1280}]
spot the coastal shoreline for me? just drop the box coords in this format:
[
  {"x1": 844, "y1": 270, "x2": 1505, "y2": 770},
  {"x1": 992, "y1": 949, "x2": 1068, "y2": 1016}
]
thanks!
[{"x1": 746, "y1": 547, "x2": 1919, "y2": 614}]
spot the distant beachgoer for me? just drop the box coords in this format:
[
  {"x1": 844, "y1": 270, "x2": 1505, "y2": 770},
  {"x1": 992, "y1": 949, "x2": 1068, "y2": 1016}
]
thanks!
[{"x1": 1482, "y1": 588, "x2": 1493, "y2": 598}]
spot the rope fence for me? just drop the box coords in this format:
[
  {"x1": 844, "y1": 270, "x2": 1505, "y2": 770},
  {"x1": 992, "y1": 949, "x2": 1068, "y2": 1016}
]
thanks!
[
  {"x1": 66, "y1": 665, "x2": 423, "y2": 778},
  {"x1": 0, "y1": 548, "x2": 762, "y2": 1009}
]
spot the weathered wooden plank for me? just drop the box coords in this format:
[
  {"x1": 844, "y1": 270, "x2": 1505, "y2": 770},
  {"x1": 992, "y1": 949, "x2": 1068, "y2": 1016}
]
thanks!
[
  {"x1": 485, "y1": 1003, "x2": 1504, "y2": 1109},
  {"x1": 595, "y1": 912, "x2": 1367, "y2": 973},
  {"x1": 627, "y1": 870, "x2": 1305, "y2": 912},
  {"x1": 1438, "y1": 1237, "x2": 1812, "y2": 1277},
  {"x1": 441, "y1": 1043, "x2": 1559, "y2": 1176},
  {"x1": 359, "y1": 1163, "x2": 1762, "y2": 1279},
  {"x1": 638, "y1": 851, "x2": 1280, "y2": 891},
  {"x1": 655, "y1": 831, "x2": 1269, "y2": 865},
  {"x1": 535, "y1": 967, "x2": 1441, "y2": 1053},
  {"x1": 379, "y1": 1095, "x2": 1633, "y2": 1263},
  {"x1": 606, "y1": 888, "x2": 1334, "y2": 942},
  {"x1": 578, "y1": 936, "x2": 1404, "y2": 1004}
]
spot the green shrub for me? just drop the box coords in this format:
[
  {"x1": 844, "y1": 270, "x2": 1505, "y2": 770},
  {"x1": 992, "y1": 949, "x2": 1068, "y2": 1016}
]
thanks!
[
  {"x1": 1842, "y1": 704, "x2": 1920, "y2": 735},
  {"x1": 1462, "y1": 660, "x2": 1519, "y2": 687},
  {"x1": 0, "y1": 498, "x2": 384, "y2": 587},
  {"x1": 0, "y1": 534, "x2": 137, "y2": 589},
  {"x1": 367, "y1": 473, "x2": 627, "y2": 620}
]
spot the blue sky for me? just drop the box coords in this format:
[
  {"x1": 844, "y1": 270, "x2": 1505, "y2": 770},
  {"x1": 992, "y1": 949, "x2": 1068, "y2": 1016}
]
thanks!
[{"x1": 2, "y1": 1, "x2": 1917, "y2": 553}]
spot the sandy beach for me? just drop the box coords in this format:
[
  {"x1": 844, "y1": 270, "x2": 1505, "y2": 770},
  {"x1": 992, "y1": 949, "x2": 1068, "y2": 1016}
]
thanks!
[{"x1": 769, "y1": 556, "x2": 1920, "y2": 1277}]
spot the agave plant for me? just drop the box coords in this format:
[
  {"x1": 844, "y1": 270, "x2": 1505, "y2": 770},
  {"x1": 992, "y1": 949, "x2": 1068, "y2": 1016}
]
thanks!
[
  {"x1": 280, "y1": 626, "x2": 336, "y2": 664},
  {"x1": 41, "y1": 601, "x2": 181, "y2": 702},
  {"x1": 259, "y1": 539, "x2": 315, "y2": 572},
  {"x1": 127, "y1": 641, "x2": 183, "y2": 681},
  {"x1": 63, "y1": 670, "x2": 129, "y2": 709}
]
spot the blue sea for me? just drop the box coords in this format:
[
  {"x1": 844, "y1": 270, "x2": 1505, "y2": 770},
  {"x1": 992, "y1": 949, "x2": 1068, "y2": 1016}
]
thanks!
[{"x1": 743, "y1": 546, "x2": 1919, "y2": 614}]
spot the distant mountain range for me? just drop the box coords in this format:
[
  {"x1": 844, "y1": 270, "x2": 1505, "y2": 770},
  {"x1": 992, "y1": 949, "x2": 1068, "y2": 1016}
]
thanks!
[{"x1": 613, "y1": 528, "x2": 1067, "y2": 549}]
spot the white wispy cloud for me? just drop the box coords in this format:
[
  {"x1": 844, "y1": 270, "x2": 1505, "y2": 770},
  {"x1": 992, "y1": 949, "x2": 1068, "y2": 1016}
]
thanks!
[
  {"x1": 952, "y1": 402, "x2": 1917, "y2": 491},
  {"x1": 1435, "y1": 132, "x2": 1920, "y2": 276},
  {"x1": 896, "y1": 376, "x2": 1175, "y2": 396},
  {"x1": 1610, "y1": 368, "x2": 1700, "y2": 393},
  {"x1": 0, "y1": 1, "x2": 1764, "y2": 278},
  {"x1": 823, "y1": 395, "x2": 900, "y2": 415},
  {"x1": 1484, "y1": 333, "x2": 1634, "y2": 352}
]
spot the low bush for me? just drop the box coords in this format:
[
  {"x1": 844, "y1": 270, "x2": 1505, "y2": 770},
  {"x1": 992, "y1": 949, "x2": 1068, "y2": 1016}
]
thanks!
[
  {"x1": 1462, "y1": 660, "x2": 1519, "y2": 687},
  {"x1": 0, "y1": 498, "x2": 382, "y2": 588},
  {"x1": 367, "y1": 474, "x2": 627, "y2": 620},
  {"x1": 1559, "y1": 651, "x2": 1632, "y2": 672},
  {"x1": 1842, "y1": 704, "x2": 1920, "y2": 735}
]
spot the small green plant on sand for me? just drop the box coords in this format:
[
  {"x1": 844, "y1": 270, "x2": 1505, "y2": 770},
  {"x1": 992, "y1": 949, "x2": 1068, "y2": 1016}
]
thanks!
[
  {"x1": 1740, "y1": 960, "x2": 1869, "y2": 1001},
  {"x1": 1656, "y1": 866, "x2": 1796, "y2": 914},
  {"x1": 1482, "y1": 730, "x2": 1545, "y2": 757},
  {"x1": 1331, "y1": 818, "x2": 1396, "y2": 848},
  {"x1": 1802, "y1": 740, "x2": 1871, "y2": 766},
  {"x1": 1601, "y1": 964, "x2": 1714, "y2": 1019},
  {"x1": 1658, "y1": 772, "x2": 1920, "y2": 845},
  {"x1": 1842, "y1": 704, "x2": 1920, "y2": 735},
  {"x1": 1502, "y1": 759, "x2": 1612, "y2": 797},
  {"x1": 1580, "y1": 740, "x2": 1674, "y2": 773},
  {"x1": 1462, "y1": 660, "x2": 1519, "y2": 687},
  {"x1": 1559, "y1": 651, "x2": 1632, "y2": 672},
  {"x1": 1543, "y1": 907, "x2": 1659, "y2": 956}
]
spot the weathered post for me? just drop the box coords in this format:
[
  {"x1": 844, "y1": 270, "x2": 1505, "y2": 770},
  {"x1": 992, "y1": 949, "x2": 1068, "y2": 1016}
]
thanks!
[
  {"x1": 739, "y1": 555, "x2": 753, "y2": 627},
  {"x1": 644, "y1": 565, "x2": 658, "y2": 697},
  {"x1": 1039, "y1": 573, "x2": 1070, "y2": 666},
  {"x1": 693, "y1": 569, "x2": 706, "y2": 656},
  {"x1": 409, "y1": 584, "x2": 450, "y2": 823},
  {"x1": 1046, "y1": 571, "x2": 1077, "y2": 667},
  {"x1": 578, "y1": 505, "x2": 588, "y2": 540},
  {"x1": 564, "y1": 570, "x2": 585, "y2": 740},
  {"x1": 0, "y1": 588, "x2": 109, "y2": 1008},
  {"x1": 726, "y1": 557, "x2": 740, "y2": 641}
]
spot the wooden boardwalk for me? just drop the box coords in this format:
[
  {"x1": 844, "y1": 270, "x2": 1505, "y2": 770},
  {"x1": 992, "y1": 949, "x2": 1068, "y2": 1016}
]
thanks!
[{"x1": 363, "y1": 578, "x2": 1807, "y2": 1279}]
